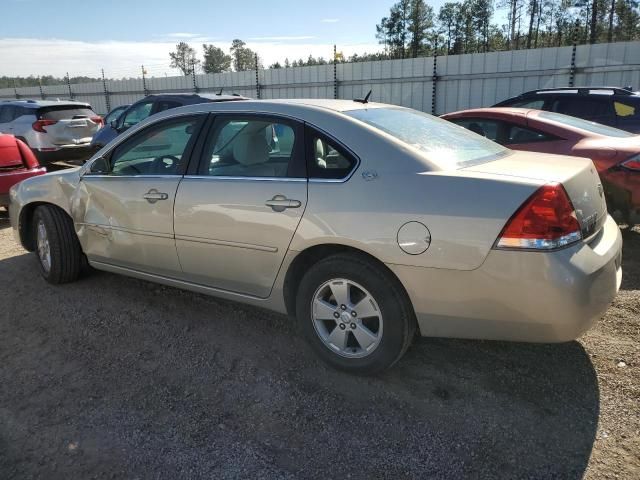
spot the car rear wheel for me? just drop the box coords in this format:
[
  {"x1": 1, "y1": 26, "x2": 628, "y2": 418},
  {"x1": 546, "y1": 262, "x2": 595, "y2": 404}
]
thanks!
[
  {"x1": 296, "y1": 253, "x2": 416, "y2": 374},
  {"x1": 32, "y1": 205, "x2": 83, "y2": 284}
]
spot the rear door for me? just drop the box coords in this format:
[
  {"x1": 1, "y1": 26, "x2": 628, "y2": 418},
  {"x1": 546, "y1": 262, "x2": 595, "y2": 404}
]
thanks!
[
  {"x1": 173, "y1": 113, "x2": 307, "y2": 298},
  {"x1": 38, "y1": 105, "x2": 101, "y2": 145},
  {"x1": 74, "y1": 114, "x2": 206, "y2": 276}
]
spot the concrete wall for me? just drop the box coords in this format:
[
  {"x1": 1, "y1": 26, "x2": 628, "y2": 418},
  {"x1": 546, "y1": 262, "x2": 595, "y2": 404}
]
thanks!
[{"x1": 2, "y1": 41, "x2": 639, "y2": 115}]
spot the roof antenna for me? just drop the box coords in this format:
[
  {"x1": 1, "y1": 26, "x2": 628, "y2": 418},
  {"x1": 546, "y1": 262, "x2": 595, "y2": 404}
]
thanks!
[
  {"x1": 217, "y1": 87, "x2": 223, "y2": 95},
  {"x1": 354, "y1": 89, "x2": 372, "y2": 104}
]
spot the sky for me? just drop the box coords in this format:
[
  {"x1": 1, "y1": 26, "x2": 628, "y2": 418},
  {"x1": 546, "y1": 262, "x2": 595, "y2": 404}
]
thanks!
[{"x1": 0, "y1": 0, "x2": 449, "y2": 78}]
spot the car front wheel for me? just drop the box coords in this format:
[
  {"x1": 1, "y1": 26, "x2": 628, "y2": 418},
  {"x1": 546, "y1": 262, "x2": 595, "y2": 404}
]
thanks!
[
  {"x1": 296, "y1": 253, "x2": 416, "y2": 374},
  {"x1": 32, "y1": 205, "x2": 83, "y2": 284}
]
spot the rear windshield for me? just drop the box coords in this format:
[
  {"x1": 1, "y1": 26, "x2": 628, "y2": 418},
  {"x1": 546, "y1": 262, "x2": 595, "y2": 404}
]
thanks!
[
  {"x1": 38, "y1": 106, "x2": 96, "y2": 121},
  {"x1": 345, "y1": 107, "x2": 508, "y2": 168},
  {"x1": 538, "y1": 111, "x2": 634, "y2": 137}
]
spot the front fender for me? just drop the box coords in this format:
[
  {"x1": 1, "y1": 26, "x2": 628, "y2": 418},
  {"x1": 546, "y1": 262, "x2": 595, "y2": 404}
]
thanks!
[{"x1": 9, "y1": 168, "x2": 81, "y2": 250}]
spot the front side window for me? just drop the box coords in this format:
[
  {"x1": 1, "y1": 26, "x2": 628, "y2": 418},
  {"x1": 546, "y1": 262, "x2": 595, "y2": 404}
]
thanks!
[
  {"x1": 109, "y1": 117, "x2": 202, "y2": 176},
  {"x1": 346, "y1": 107, "x2": 507, "y2": 169},
  {"x1": 449, "y1": 118, "x2": 501, "y2": 142},
  {"x1": 505, "y1": 125, "x2": 557, "y2": 144},
  {"x1": 200, "y1": 117, "x2": 300, "y2": 178},
  {"x1": 121, "y1": 102, "x2": 153, "y2": 129},
  {"x1": 155, "y1": 100, "x2": 182, "y2": 114}
]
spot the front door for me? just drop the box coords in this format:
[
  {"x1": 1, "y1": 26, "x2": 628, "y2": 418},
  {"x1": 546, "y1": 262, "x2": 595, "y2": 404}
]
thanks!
[
  {"x1": 174, "y1": 114, "x2": 307, "y2": 298},
  {"x1": 73, "y1": 114, "x2": 206, "y2": 277}
]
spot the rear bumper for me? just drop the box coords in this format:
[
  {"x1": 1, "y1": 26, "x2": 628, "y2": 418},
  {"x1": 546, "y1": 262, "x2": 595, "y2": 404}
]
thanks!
[
  {"x1": 388, "y1": 215, "x2": 623, "y2": 343},
  {"x1": 34, "y1": 145, "x2": 96, "y2": 164}
]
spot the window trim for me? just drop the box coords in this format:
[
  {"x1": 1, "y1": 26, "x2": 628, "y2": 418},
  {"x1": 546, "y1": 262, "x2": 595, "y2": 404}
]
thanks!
[
  {"x1": 119, "y1": 100, "x2": 155, "y2": 130},
  {"x1": 305, "y1": 124, "x2": 360, "y2": 183},
  {"x1": 191, "y1": 112, "x2": 307, "y2": 180},
  {"x1": 87, "y1": 114, "x2": 206, "y2": 177}
]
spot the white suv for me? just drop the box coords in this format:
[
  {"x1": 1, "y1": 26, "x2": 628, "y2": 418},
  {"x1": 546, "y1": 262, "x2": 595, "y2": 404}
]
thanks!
[{"x1": 0, "y1": 100, "x2": 102, "y2": 164}]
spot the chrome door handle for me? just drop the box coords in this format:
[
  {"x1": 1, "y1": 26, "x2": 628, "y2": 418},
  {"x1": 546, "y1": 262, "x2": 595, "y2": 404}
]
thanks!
[
  {"x1": 143, "y1": 189, "x2": 169, "y2": 204},
  {"x1": 265, "y1": 195, "x2": 302, "y2": 212}
]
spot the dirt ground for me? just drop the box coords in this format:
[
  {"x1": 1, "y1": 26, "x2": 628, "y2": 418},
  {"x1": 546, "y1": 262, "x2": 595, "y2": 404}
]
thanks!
[{"x1": 0, "y1": 210, "x2": 638, "y2": 479}]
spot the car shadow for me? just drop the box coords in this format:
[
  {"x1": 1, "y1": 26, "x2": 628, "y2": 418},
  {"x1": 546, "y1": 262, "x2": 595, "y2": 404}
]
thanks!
[
  {"x1": 620, "y1": 225, "x2": 639, "y2": 291},
  {"x1": 0, "y1": 209, "x2": 10, "y2": 230},
  {"x1": 0, "y1": 251, "x2": 600, "y2": 479}
]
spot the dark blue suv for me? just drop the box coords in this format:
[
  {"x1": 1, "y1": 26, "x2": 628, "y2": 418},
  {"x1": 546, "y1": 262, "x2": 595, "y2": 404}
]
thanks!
[
  {"x1": 91, "y1": 93, "x2": 246, "y2": 150},
  {"x1": 494, "y1": 86, "x2": 640, "y2": 133}
]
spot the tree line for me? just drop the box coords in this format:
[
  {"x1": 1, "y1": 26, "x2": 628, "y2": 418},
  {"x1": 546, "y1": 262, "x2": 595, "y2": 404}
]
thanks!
[
  {"x1": 373, "y1": 0, "x2": 640, "y2": 59},
  {"x1": 169, "y1": 0, "x2": 640, "y2": 72}
]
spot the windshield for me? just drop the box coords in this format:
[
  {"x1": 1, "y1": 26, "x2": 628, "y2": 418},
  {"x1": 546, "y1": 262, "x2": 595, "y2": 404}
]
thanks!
[
  {"x1": 345, "y1": 107, "x2": 508, "y2": 169},
  {"x1": 538, "y1": 111, "x2": 634, "y2": 138}
]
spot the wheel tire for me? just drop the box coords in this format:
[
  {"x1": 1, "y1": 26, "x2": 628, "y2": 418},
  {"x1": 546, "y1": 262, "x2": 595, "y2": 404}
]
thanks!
[
  {"x1": 296, "y1": 253, "x2": 416, "y2": 374},
  {"x1": 32, "y1": 205, "x2": 83, "y2": 284}
]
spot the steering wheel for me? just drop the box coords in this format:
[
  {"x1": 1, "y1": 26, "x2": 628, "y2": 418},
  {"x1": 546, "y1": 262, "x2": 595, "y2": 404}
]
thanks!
[{"x1": 151, "y1": 155, "x2": 180, "y2": 174}]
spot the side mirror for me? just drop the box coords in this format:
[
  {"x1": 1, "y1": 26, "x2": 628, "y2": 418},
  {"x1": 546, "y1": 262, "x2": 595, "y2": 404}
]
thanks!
[
  {"x1": 88, "y1": 156, "x2": 110, "y2": 174},
  {"x1": 110, "y1": 119, "x2": 119, "y2": 130}
]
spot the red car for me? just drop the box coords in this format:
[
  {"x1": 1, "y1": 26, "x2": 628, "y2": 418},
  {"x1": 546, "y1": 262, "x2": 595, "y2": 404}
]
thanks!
[
  {"x1": 442, "y1": 107, "x2": 640, "y2": 223},
  {"x1": 0, "y1": 134, "x2": 46, "y2": 208}
]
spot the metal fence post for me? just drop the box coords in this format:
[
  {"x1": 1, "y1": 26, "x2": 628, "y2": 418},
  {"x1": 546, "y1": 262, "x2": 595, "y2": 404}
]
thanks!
[
  {"x1": 102, "y1": 69, "x2": 111, "y2": 112},
  {"x1": 192, "y1": 63, "x2": 199, "y2": 93},
  {"x1": 142, "y1": 65, "x2": 149, "y2": 96},
  {"x1": 431, "y1": 39, "x2": 438, "y2": 115},
  {"x1": 255, "y1": 53, "x2": 261, "y2": 99},
  {"x1": 38, "y1": 77, "x2": 45, "y2": 100},
  {"x1": 13, "y1": 79, "x2": 20, "y2": 99},
  {"x1": 66, "y1": 72, "x2": 74, "y2": 99},
  {"x1": 569, "y1": 20, "x2": 579, "y2": 87},
  {"x1": 333, "y1": 45, "x2": 338, "y2": 99}
]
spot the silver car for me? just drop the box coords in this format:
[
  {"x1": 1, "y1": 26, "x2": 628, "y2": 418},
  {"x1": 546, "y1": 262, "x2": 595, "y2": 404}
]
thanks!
[
  {"x1": 0, "y1": 100, "x2": 102, "y2": 164},
  {"x1": 8, "y1": 99, "x2": 623, "y2": 373}
]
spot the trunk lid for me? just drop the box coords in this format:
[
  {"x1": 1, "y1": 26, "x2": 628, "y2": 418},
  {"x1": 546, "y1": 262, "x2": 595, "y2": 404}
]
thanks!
[{"x1": 463, "y1": 150, "x2": 608, "y2": 239}]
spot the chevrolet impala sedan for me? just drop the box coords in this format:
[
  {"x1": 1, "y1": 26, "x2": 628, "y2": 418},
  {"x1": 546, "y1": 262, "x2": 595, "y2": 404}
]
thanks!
[{"x1": 9, "y1": 99, "x2": 623, "y2": 373}]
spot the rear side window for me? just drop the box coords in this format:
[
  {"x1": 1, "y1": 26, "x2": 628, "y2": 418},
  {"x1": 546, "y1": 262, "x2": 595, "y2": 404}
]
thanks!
[
  {"x1": 551, "y1": 97, "x2": 613, "y2": 120},
  {"x1": 505, "y1": 125, "x2": 557, "y2": 144},
  {"x1": 614, "y1": 100, "x2": 640, "y2": 119},
  {"x1": 449, "y1": 118, "x2": 501, "y2": 142},
  {"x1": 0, "y1": 106, "x2": 16, "y2": 123},
  {"x1": 307, "y1": 128, "x2": 357, "y2": 180},
  {"x1": 38, "y1": 106, "x2": 96, "y2": 120}
]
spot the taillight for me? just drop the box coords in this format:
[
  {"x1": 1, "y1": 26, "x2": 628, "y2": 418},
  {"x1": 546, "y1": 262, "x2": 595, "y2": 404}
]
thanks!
[
  {"x1": 32, "y1": 119, "x2": 57, "y2": 132},
  {"x1": 621, "y1": 154, "x2": 640, "y2": 171},
  {"x1": 495, "y1": 183, "x2": 582, "y2": 250},
  {"x1": 90, "y1": 115, "x2": 104, "y2": 126}
]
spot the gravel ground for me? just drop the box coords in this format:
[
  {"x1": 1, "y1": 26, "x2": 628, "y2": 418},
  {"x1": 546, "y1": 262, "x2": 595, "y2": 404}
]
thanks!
[{"x1": 0, "y1": 210, "x2": 638, "y2": 479}]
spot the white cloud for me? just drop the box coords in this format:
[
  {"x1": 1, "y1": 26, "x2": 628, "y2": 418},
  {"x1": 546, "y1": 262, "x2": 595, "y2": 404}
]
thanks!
[
  {"x1": 0, "y1": 37, "x2": 383, "y2": 78},
  {"x1": 321, "y1": 18, "x2": 340, "y2": 23},
  {"x1": 164, "y1": 33, "x2": 202, "y2": 38},
  {"x1": 248, "y1": 36, "x2": 317, "y2": 42}
]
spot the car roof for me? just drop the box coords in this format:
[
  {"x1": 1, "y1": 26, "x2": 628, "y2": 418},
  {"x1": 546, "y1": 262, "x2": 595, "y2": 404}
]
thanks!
[
  {"x1": 140, "y1": 93, "x2": 247, "y2": 101},
  {"x1": 0, "y1": 99, "x2": 91, "y2": 109},
  {"x1": 441, "y1": 107, "x2": 532, "y2": 119}
]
